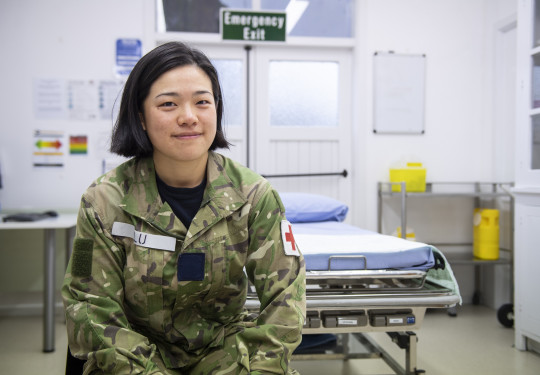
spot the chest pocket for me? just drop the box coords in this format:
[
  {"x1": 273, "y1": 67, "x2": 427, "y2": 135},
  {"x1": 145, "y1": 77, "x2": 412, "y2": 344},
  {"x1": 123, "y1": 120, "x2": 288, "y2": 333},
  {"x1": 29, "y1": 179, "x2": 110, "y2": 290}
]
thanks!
[
  {"x1": 122, "y1": 240, "x2": 176, "y2": 326},
  {"x1": 175, "y1": 227, "x2": 249, "y2": 316},
  {"x1": 113, "y1": 220, "x2": 180, "y2": 329},
  {"x1": 174, "y1": 236, "x2": 227, "y2": 306},
  {"x1": 205, "y1": 229, "x2": 250, "y2": 318}
]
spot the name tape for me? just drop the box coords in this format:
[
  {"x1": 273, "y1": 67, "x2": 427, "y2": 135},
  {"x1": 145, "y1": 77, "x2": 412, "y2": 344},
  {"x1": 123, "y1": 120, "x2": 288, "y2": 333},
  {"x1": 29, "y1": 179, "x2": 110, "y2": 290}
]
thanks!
[{"x1": 112, "y1": 222, "x2": 176, "y2": 252}]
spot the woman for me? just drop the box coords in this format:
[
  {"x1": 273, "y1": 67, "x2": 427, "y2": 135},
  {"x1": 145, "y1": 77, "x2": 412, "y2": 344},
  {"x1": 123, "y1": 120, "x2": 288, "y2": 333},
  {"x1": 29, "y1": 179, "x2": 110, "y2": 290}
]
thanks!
[{"x1": 62, "y1": 41, "x2": 306, "y2": 375}]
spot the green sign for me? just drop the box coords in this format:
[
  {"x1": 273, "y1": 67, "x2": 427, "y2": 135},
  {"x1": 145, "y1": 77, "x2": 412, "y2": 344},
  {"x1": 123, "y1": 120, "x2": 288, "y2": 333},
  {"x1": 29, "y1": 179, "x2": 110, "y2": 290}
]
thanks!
[{"x1": 221, "y1": 9, "x2": 287, "y2": 42}]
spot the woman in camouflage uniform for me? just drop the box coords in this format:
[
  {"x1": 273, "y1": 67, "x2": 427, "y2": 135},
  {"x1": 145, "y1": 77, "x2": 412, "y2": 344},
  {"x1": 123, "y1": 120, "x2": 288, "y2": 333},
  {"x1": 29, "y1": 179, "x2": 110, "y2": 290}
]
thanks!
[{"x1": 62, "y1": 41, "x2": 306, "y2": 375}]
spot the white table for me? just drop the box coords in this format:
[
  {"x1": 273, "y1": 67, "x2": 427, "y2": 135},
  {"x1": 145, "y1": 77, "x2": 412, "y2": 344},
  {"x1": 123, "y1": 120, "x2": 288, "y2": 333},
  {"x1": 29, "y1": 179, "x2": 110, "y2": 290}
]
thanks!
[{"x1": 0, "y1": 213, "x2": 77, "y2": 352}]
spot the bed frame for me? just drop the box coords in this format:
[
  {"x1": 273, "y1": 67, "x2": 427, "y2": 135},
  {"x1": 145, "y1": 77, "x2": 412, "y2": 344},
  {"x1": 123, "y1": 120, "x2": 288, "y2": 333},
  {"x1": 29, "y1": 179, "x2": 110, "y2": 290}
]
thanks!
[{"x1": 246, "y1": 274, "x2": 459, "y2": 375}]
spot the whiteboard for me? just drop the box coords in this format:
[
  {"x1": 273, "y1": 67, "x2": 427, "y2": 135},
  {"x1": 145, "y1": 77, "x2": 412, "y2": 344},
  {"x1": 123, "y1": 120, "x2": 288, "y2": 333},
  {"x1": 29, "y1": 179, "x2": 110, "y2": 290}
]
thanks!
[{"x1": 373, "y1": 52, "x2": 426, "y2": 134}]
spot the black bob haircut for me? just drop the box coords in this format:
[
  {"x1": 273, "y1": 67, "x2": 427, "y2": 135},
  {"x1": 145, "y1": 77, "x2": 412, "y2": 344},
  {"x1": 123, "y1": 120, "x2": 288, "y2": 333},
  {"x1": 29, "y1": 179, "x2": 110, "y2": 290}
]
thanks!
[{"x1": 110, "y1": 41, "x2": 230, "y2": 157}]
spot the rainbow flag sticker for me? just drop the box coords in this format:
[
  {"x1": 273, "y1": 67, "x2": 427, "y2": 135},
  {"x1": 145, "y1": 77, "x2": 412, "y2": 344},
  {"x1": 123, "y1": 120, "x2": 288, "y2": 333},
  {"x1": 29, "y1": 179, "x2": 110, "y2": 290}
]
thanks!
[{"x1": 69, "y1": 135, "x2": 88, "y2": 155}]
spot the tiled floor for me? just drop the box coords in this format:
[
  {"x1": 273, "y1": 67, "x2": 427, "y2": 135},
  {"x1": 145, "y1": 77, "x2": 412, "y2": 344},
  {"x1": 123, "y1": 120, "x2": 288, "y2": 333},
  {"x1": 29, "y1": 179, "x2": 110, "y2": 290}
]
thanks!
[{"x1": 1, "y1": 304, "x2": 540, "y2": 374}]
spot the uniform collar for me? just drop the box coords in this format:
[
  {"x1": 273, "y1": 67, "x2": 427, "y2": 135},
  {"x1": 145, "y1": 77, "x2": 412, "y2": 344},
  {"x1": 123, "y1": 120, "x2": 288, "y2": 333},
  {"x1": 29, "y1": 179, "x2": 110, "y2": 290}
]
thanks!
[
  {"x1": 184, "y1": 152, "x2": 247, "y2": 246},
  {"x1": 120, "y1": 152, "x2": 247, "y2": 244}
]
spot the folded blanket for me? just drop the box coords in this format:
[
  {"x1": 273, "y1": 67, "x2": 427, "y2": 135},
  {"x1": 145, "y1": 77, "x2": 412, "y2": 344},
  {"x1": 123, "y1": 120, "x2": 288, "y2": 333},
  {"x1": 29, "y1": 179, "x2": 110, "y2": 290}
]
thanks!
[{"x1": 426, "y1": 247, "x2": 462, "y2": 304}]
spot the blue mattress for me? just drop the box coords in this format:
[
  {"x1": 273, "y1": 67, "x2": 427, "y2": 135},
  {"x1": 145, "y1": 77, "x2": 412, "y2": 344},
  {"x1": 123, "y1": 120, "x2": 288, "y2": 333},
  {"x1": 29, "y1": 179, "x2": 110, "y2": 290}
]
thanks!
[{"x1": 292, "y1": 222, "x2": 435, "y2": 271}]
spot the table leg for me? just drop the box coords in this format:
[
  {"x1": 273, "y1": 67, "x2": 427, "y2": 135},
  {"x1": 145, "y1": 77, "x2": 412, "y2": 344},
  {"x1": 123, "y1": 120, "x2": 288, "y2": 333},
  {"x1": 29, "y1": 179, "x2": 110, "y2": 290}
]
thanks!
[{"x1": 43, "y1": 228, "x2": 55, "y2": 352}]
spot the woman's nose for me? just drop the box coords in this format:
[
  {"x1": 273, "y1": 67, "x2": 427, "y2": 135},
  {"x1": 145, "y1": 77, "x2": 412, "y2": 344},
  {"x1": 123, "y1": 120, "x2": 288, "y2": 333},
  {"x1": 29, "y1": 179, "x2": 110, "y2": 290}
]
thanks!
[{"x1": 177, "y1": 104, "x2": 197, "y2": 126}]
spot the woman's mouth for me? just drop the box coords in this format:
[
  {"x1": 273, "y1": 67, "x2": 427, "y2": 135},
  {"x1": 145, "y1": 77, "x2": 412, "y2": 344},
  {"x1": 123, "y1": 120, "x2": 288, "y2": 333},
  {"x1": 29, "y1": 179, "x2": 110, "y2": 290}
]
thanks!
[{"x1": 174, "y1": 132, "x2": 201, "y2": 140}]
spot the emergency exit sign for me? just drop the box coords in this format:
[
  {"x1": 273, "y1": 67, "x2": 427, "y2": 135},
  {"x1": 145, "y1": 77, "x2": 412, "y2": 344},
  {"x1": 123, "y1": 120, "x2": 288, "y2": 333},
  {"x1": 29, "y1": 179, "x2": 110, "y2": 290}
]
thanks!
[{"x1": 221, "y1": 9, "x2": 286, "y2": 42}]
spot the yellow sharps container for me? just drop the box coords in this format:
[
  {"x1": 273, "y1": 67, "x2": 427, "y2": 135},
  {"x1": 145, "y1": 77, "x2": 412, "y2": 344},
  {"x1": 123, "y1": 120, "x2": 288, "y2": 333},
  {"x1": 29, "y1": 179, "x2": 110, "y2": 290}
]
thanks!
[{"x1": 473, "y1": 209, "x2": 500, "y2": 260}]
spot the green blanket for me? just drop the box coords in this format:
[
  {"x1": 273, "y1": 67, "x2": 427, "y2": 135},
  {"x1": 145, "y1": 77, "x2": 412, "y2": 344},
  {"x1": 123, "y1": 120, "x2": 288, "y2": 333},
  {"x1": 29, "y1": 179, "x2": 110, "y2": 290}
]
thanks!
[{"x1": 426, "y1": 246, "x2": 462, "y2": 304}]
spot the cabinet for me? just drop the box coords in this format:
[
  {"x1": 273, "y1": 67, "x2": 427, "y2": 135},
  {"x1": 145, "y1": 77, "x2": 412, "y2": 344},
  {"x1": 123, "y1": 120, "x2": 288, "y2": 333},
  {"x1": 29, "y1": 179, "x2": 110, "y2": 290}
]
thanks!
[
  {"x1": 513, "y1": 0, "x2": 540, "y2": 351},
  {"x1": 377, "y1": 181, "x2": 514, "y2": 323}
]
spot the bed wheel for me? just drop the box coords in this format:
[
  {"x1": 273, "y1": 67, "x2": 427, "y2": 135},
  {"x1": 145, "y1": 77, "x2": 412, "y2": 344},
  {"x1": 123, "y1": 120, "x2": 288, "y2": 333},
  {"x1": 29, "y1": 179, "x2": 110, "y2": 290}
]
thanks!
[
  {"x1": 447, "y1": 306, "x2": 457, "y2": 317},
  {"x1": 497, "y1": 303, "x2": 514, "y2": 328}
]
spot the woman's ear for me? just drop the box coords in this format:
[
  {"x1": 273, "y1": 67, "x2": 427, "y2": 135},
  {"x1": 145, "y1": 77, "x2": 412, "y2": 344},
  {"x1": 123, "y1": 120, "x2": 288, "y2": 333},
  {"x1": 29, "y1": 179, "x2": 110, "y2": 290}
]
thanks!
[{"x1": 139, "y1": 112, "x2": 146, "y2": 131}]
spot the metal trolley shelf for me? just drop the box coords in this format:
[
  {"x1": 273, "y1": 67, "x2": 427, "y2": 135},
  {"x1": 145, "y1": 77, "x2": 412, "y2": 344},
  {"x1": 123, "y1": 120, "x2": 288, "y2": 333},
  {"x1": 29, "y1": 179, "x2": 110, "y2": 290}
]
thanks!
[{"x1": 377, "y1": 181, "x2": 514, "y2": 326}]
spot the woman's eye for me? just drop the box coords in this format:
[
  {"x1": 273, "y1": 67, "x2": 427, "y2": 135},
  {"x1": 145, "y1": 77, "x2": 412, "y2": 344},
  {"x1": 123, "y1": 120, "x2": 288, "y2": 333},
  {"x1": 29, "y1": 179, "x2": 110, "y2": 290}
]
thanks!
[
  {"x1": 197, "y1": 99, "x2": 212, "y2": 105},
  {"x1": 160, "y1": 101, "x2": 176, "y2": 107}
]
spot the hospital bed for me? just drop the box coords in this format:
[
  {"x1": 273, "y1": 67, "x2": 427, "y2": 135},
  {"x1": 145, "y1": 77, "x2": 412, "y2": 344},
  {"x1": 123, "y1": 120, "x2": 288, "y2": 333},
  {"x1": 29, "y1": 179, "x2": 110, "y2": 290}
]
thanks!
[{"x1": 245, "y1": 192, "x2": 461, "y2": 375}]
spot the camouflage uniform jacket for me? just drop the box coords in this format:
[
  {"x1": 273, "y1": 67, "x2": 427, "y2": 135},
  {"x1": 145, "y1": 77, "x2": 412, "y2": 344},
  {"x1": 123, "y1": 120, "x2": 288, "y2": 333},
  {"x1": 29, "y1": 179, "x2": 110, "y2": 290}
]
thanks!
[{"x1": 62, "y1": 151, "x2": 306, "y2": 374}]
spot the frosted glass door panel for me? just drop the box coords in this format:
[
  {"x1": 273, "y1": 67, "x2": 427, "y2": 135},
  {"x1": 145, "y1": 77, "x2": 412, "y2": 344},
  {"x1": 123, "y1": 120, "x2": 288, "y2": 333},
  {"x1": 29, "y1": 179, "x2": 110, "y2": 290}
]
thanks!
[
  {"x1": 211, "y1": 59, "x2": 244, "y2": 127},
  {"x1": 198, "y1": 46, "x2": 247, "y2": 166},
  {"x1": 269, "y1": 61, "x2": 338, "y2": 126}
]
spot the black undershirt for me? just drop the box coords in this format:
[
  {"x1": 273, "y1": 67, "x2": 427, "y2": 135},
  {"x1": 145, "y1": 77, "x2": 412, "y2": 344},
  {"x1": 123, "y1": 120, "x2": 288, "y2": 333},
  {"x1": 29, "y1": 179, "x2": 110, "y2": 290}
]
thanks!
[{"x1": 156, "y1": 173, "x2": 207, "y2": 229}]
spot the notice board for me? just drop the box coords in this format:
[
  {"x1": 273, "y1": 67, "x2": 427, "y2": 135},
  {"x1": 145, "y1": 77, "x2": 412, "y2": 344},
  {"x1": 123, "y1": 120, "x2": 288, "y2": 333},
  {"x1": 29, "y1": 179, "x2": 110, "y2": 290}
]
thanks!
[{"x1": 373, "y1": 52, "x2": 426, "y2": 134}]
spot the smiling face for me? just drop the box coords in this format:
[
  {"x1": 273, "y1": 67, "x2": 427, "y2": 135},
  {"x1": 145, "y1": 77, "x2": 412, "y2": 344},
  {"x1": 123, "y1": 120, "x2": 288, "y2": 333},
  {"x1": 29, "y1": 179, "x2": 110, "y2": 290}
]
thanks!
[{"x1": 141, "y1": 65, "x2": 217, "y2": 180}]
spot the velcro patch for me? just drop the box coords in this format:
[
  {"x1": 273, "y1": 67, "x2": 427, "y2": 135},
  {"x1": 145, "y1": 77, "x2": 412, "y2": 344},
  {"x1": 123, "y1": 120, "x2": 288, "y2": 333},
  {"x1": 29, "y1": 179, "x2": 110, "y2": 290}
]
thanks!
[
  {"x1": 71, "y1": 238, "x2": 93, "y2": 277},
  {"x1": 178, "y1": 253, "x2": 205, "y2": 281},
  {"x1": 281, "y1": 220, "x2": 299, "y2": 257}
]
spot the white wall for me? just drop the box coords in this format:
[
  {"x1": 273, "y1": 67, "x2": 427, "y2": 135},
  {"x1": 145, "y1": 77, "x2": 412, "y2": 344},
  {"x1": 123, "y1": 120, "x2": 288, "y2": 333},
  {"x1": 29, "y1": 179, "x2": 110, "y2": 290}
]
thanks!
[
  {"x1": 0, "y1": 0, "x2": 148, "y2": 211},
  {"x1": 352, "y1": 0, "x2": 516, "y2": 230}
]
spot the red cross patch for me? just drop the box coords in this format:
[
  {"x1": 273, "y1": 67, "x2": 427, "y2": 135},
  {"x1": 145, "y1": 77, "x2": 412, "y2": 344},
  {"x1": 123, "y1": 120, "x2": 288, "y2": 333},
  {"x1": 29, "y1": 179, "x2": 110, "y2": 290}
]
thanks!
[{"x1": 281, "y1": 220, "x2": 299, "y2": 256}]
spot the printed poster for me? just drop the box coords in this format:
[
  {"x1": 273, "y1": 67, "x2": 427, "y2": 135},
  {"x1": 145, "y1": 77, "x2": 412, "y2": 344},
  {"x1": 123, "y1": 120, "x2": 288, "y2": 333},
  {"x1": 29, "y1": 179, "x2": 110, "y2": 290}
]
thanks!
[
  {"x1": 69, "y1": 135, "x2": 88, "y2": 155},
  {"x1": 115, "y1": 38, "x2": 142, "y2": 78},
  {"x1": 33, "y1": 130, "x2": 65, "y2": 167},
  {"x1": 33, "y1": 78, "x2": 67, "y2": 120}
]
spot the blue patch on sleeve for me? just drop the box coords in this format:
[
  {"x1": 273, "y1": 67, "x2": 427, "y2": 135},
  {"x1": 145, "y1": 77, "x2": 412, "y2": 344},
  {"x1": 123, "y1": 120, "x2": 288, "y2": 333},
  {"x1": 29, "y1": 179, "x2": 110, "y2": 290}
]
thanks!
[{"x1": 178, "y1": 253, "x2": 205, "y2": 281}]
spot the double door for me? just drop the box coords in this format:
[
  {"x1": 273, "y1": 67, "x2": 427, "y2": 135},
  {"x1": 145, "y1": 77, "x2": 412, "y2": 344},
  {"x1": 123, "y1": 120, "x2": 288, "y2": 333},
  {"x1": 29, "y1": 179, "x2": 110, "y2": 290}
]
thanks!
[{"x1": 197, "y1": 44, "x2": 353, "y2": 207}]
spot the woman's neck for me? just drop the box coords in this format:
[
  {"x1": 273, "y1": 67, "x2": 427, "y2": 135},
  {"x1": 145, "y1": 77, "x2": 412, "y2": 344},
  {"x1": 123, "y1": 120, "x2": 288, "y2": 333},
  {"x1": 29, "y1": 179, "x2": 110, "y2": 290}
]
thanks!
[{"x1": 153, "y1": 152, "x2": 209, "y2": 188}]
